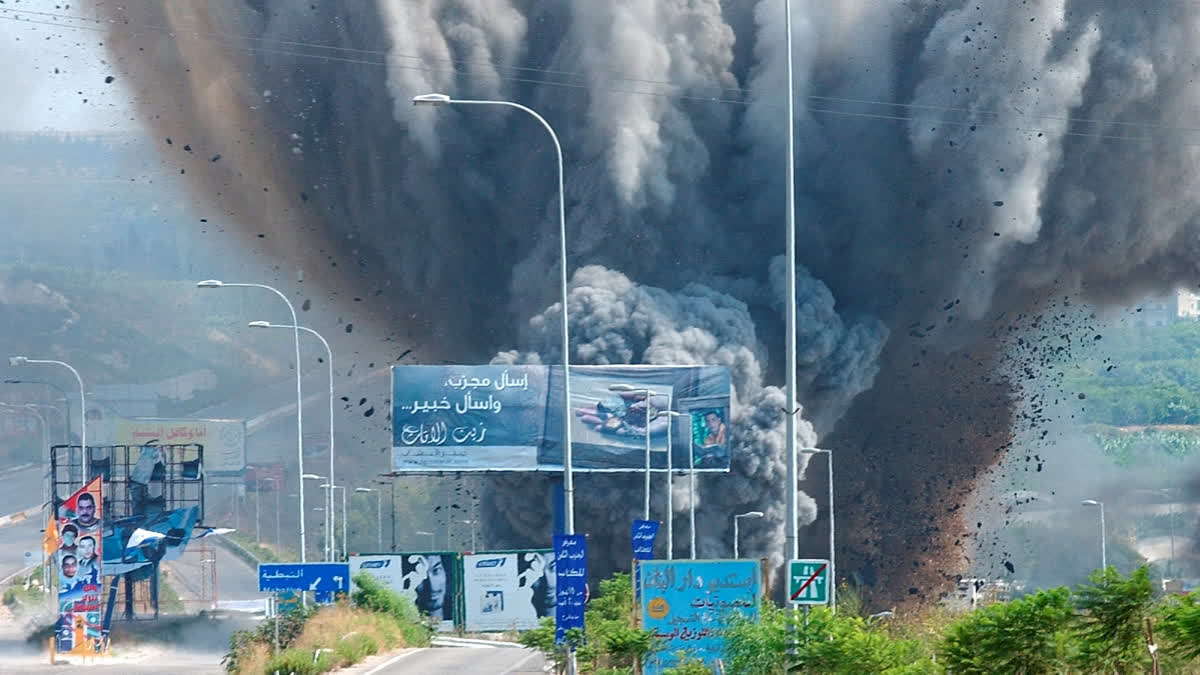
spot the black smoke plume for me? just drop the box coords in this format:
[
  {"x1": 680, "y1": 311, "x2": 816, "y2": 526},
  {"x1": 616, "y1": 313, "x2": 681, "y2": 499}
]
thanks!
[{"x1": 92, "y1": 0, "x2": 1200, "y2": 607}]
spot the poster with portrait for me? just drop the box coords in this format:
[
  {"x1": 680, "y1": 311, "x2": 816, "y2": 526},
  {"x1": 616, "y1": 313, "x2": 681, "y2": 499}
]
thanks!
[
  {"x1": 54, "y1": 477, "x2": 103, "y2": 654},
  {"x1": 348, "y1": 552, "x2": 459, "y2": 632},
  {"x1": 462, "y1": 550, "x2": 555, "y2": 632}
]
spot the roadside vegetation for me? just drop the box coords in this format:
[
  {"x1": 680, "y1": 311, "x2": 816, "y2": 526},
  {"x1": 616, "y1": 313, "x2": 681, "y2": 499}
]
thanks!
[
  {"x1": 222, "y1": 572, "x2": 431, "y2": 674},
  {"x1": 516, "y1": 567, "x2": 1200, "y2": 674}
]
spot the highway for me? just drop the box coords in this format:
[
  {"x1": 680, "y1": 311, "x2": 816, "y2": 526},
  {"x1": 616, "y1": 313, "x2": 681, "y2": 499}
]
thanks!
[{"x1": 0, "y1": 464, "x2": 49, "y2": 584}]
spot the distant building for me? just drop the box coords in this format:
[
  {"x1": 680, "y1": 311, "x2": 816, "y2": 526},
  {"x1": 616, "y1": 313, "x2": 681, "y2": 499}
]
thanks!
[{"x1": 1132, "y1": 289, "x2": 1200, "y2": 326}]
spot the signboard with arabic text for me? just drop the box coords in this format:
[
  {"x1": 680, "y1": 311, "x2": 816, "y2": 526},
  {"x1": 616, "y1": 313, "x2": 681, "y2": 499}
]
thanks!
[
  {"x1": 554, "y1": 535, "x2": 587, "y2": 645},
  {"x1": 391, "y1": 365, "x2": 731, "y2": 472},
  {"x1": 639, "y1": 559, "x2": 761, "y2": 673}
]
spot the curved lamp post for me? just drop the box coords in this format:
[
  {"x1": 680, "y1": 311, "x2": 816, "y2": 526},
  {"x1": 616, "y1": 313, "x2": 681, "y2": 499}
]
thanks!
[
  {"x1": 733, "y1": 511, "x2": 764, "y2": 559},
  {"x1": 8, "y1": 356, "x2": 86, "y2": 456},
  {"x1": 1082, "y1": 499, "x2": 1107, "y2": 571},
  {"x1": 250, "y1": 321, "x2": 336, "y2": 565},
  {"x1": 412, "y1": 93, "x2": 576, "y2": 536},
  {"x1": 197, "y1": 280, "x2": 307, "y2": 562}
]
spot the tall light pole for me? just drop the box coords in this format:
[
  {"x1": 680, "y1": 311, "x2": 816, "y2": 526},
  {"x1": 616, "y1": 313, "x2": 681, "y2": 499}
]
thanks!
[
  {"x1": 416, "y1": 530, "x2": 436, "y2": 550},
  {"x1": 375, "y1": 478, "x2": 397, "y2": 552},
  {"x1": 609, "y1": 385, "x2": 657, "y2": 522},
  {"x1": 413, "y1": 93, "x2": 575, "y2": 536},
  {"x1": 356, "y1": 487, "x2": 382, "y2": 552},
  {"x1": 662, "y1": 410, "x2": 682, "y2": 560},
  {"x1": 1082, "y1": 499, "x2": 1107, "y2": 571},
  {"x1": 460, "y1": 519, "x2": 477, "y2": 551},
  {"x1": 322, "y1": 484, "x2": 346, "y2": 561},
  {"x1": 733, "y1": 511, "x2": 764, "y2": 559},
  {"x1": 801, "y1": 448, "x2": 835, "y2": 609},
  {"x1": 264, "y1": 477, "x2": 282, "y2": 552},
  {"x1": 5, "y1": 379, "x2": 72, "y2": 443},
  {"x1": 8, "y1": 357, "x2": 86, "y2": 459},
  {"x1": 250, "y1": 321, "x2": 336, "y2": 567},
  {"x1": 303, "y1": 474, "x2": 328, "y2": 561},
  {"x1": 782, "y1": 0, "x2": 801, "y2": 568},
  {"x1": 197, "y1": 280, "x2": 307, "y2": 562}
]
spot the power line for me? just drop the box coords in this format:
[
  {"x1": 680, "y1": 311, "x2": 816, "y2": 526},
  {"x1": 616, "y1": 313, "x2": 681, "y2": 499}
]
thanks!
[{"x1": 0, "y1": 6, "x2": 1195, "y2": 144}]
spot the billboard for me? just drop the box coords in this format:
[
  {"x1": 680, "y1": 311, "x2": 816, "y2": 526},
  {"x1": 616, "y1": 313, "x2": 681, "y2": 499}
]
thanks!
[
  {"x1": 639, "y1": 559, "x2": 762, "y2": 673},
  {"x1": 461, "y1": 550, "x2": 555, "y2": 632},
  {"x1": 53, "y1": 477, "x2": 103, "y2": 654},
  {"x1": 102, "y1": 506, "x2": 201, "y2": 575},
  {"x1": 83, "y1": 406, "x2": 246, "y2": 475},
  {"x1": 349, "y1": 553, "x2": 459, "y2": 632},
  {"x1": 391, "y1": 365, "x2": 731, "y2": 472}
]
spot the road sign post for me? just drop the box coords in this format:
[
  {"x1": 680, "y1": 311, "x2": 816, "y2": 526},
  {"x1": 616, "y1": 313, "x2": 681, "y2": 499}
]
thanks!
[
  {"x1": 258, "y1": 563, "x2": 351, "y2": 595},
  {"x1": 788, "y1": 558, "x2": 829, "y2": 605}
]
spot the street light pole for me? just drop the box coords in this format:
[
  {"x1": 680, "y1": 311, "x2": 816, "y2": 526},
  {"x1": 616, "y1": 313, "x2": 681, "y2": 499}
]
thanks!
[
  {"x1": 8, "y1": 357, "x2": 87, "y2": 461},
  {"x1": 800, "y1": 448, "x2": 835, "y2": 609},
  {"x1": 782, "y1": 0, "x2": 800, "y2": 568},
  {"x1": 264, "y1": 477, "x2": 282, "y2": 552},
  {"x1": 1082, "y1": 499, "x2": 1107, "y2": 570},
  {"x1": 356, "y1": 488, "x2": 382, "y2": 552},
  {"x1": 302, "y1": 474, "x2": 327, "y2": 561},
  {"x1": 4, "y1": 379, "x2": 72, "y2": 443},
  {"x1": 375, "y1": 478, "x2": 397, "y2": 552},
  {"x1": 662, "y1": 410, "x2": 681, "y2": 560},
  {"x1": 250, "y1": 321, "x2": 336, "y2": 566},
  {"x1": 413, "y1": 93, "x2": 575, "y2": 536},
  {"x1": 733, "y1": 511, "x2": 765, "y2": 560},
  {"x1": 198, "y1": 280, "x2": 307, "y2": 562},
  {"x1": 609, "y1": 385, "x2": 657, "y2": 522}
]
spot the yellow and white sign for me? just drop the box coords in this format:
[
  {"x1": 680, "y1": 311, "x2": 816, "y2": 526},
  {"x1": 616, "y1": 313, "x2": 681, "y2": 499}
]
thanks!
[{"x1": 113, "y1": 418, "x2": 245, "y2": 474}]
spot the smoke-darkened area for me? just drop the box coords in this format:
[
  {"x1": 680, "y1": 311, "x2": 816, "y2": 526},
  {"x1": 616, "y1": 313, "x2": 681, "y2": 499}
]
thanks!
[{"x1": 73, "y1": 1, "x2": 1200, "y2": 607}]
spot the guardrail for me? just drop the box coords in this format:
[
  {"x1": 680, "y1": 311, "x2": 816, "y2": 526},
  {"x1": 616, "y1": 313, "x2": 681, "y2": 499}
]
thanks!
[{"x1": 0, "y1": 505, "x2": 42, "y2": 529}]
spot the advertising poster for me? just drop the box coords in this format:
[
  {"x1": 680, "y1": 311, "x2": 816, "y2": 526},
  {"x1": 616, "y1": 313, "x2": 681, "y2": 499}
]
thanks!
[
  {"x1": 349, "y1": 553, "x2": 459, "y2": 632},
  {"x1": 102, "y1": 506, "x2": 200, "y2": 575},
  {"x1": 54, "y1": 477, "x2": 103, "y2": 654},
  {"x1": 462, "y1": 550, "x2": 555, "y2": 632},
  {"x1": 639, "y1": 559, "x2": 761, "y2": 673},
  {"x1": 84, "y1": 406, "x2": 245, "y2": 474},
  {"x1": 391, "y1": 365, "x2": 730, "y2": 472},
  {"x1": 553, "y1": 535, "x2": 587, "y2": 646}
]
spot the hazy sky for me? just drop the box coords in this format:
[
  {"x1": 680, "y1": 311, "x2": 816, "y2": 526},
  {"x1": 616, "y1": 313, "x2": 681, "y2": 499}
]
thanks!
[{"x1": 0, "y1": 1, "x2": 136, "y2": 132}]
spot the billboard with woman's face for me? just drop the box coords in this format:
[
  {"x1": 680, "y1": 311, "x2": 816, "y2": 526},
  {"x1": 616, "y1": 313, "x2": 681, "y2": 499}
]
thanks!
[{"x1": 349, "y1": 552, "x2": 460, "y2": 632}]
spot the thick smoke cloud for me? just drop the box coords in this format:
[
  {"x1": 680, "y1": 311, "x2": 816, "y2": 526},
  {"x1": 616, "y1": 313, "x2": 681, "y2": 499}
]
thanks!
[{"x1": 91, "y1": 0, "x2": 1200, "y2": 606}]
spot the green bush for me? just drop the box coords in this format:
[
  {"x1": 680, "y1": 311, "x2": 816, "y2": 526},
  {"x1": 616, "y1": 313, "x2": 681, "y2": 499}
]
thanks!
[
  {"x1": 350, "y1": 572, "x2": 432, "y2": 646},
  {"x1": 940, "y1": 587, "x2": 1074, "y2": 674},
  {"x1": 1071, "y1": 566, "x2": 1155, "y2": 672},
  {"x1": 223, "y1": 603, "x2": 317, "y2": 672},
  {"x1": 334, "y1": 632, "x2": 379, "y2": 663},
  {"x1": 264, "y1": 647, "x2": 333, "y2": 675}
]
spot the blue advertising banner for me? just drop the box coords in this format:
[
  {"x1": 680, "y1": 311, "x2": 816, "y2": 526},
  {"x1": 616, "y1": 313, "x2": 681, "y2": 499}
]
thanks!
[
  {"x1": 391, "y1": 365, "x2": 731, "y2": 472},
  {"x1": 632, "y1": 520, "x2": 659, "y2": 560},
  {"x1": 258, "y1": 563, "x2": 351, "y2": 593},
  {"x1": 101, "y1": 505, "x2": 200, "y2": 576},
  {"x1": 554, "y1": 535, "x2": 587, "y2": 645},
  {"x1": 639, "y1": 559, "x2": 761, "y2": 673}
]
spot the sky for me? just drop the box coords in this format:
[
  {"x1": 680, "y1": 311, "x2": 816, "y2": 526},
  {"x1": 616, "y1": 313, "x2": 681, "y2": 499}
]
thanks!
[{"x1": 0, "y1": 0, "x2": 136, "y2": 132}]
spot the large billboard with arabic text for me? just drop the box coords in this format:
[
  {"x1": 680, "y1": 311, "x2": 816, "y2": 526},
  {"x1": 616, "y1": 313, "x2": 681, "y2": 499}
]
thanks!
[{"x1": 391, "y1": 365, "x2": 731, "y2": 472}]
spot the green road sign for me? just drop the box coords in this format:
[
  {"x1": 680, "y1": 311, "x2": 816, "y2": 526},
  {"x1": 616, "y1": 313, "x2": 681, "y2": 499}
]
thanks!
[{"x1": 789, "y1": 558, "x2": 829, "y2": 605}]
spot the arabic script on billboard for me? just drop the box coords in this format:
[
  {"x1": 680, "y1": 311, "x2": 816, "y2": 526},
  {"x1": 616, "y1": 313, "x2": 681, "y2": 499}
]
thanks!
[
  {"x1": 391, "y1": 365, "x2": 731, "y2": 472},
  {"x1": 639, "y1": 559, "x2": 761, "y2": 673}
]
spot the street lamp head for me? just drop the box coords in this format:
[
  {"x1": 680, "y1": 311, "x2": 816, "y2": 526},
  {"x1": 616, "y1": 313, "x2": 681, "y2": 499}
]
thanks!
[
  {"x1": 195, "y1": 279, "x2": 224, "y2": 288},
  {"x1": 1082, "y1": 499, "x2": 1101, "y2": 506},
  {"x1": 3, "y1": 379, "x2": 20, "y2": 383},
  {"x1": 8, "y1": 356, "x2": 28, "y2": 366},
  {"x1": 739, "y1": 511, "x2": 765, "y2": 519},
  {"x1": 412, "y1": 93, "x2": 451, "y2": 106},
  {"x1": 248, "y1": 321, "x2": 273, "y2": 328},
  {"x1": 302, "y1": 474, "x2": 326, "y2": 480},
  {"x1": 354, "y1": 487, "x2": 373, "y2": 493}
]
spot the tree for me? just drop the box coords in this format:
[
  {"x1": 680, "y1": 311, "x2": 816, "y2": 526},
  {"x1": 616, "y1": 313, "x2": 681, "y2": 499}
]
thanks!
[
  {"x1": 1072, "y1": 566, "x2": 1155, "y2": 673},
  {"x1": 940, "y1": 587, "x2": 1074, "y2": 674},
  {"x1": 1157, "y1": 591, "x2": 1200, "y2": 664}
]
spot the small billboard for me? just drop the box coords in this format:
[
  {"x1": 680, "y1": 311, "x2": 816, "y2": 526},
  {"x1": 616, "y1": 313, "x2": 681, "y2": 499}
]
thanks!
[
  {"x1": 349, "y1": 552, "x2": 460, "y2": 632},
  {"x1": 461, "y1": 550, "x2": 555, "y2": 632},
  {"x1": 639, "y1": 559, "x2": 762, "y2": 673}
]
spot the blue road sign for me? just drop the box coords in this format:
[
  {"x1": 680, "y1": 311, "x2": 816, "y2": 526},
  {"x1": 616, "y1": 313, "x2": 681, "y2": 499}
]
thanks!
[{"x1": 258, "y1": 563, "x2": 351, "y2": 593}]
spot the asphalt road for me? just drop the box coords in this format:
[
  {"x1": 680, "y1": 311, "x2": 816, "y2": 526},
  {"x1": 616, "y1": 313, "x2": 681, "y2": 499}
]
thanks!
[
  {"x1": 0, "y1": 464, "x2": 43, "y2": 516},
  {"x1": 0, "y1": 516, "x2": 45, "y2": 583},
  {"x1": 349, "y1": 645, "x2": 546, "y2": 674}
]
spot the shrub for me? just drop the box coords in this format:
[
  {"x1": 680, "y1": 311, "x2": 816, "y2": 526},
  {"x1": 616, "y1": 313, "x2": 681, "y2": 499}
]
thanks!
[
  {"x1": 940, "y1": 587, "x2": 1074, "y2": 674},
  {"x1": 264, "y1": 646, "x2": 333, "y2": 675},
  {"x1": 1071, "y1": 566, "x2": 1155, "y2": 673}
]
